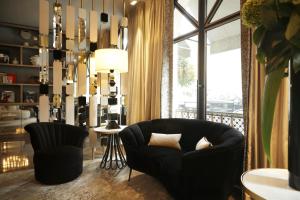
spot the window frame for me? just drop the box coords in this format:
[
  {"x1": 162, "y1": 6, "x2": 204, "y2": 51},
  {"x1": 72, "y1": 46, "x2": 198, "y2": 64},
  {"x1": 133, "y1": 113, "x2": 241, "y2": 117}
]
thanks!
[{"x1": 173, "y1": 0, "x2": 241, "y2": 120}]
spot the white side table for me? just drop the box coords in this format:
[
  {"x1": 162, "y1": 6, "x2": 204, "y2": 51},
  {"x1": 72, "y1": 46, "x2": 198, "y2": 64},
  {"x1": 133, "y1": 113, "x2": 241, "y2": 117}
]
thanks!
[
  {"x1": 241, "y1": 168, "x2": 300, "y2": 200},
  {"x1": 94, "y1": 126, "x2": 127, "y2": 170}
]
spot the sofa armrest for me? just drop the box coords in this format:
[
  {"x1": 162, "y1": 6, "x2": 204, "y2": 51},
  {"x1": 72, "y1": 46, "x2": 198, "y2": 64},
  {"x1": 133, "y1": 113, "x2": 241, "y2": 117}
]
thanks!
[
  {"x1": 63, "y1": 125, "x2": 89, "y2": 148},
  {"x1": 182, "y1": 142, "x2": 244, "y2": 199},
  {"x1": 119, "y1": 125, "x2": 146, "y2": 168},
  {"x1": 119, "y1": 125, "x2": 145, "y2": 148}
]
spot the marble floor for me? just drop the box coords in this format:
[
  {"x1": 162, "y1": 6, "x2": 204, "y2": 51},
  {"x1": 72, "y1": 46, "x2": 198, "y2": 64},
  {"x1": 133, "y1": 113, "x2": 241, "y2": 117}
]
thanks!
[{"x1": 0, "y1": 132, "x2": 173, "y2": 200}]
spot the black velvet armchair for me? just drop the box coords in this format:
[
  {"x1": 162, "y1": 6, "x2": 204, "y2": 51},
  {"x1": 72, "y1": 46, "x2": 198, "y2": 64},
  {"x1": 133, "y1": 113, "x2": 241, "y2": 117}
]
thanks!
[
  {"x1": 119, "y1": 118, "x2": 244, "y2": 200},
  {"x1": 25, "y1": 122, "x2": 88, "y2": 185}
]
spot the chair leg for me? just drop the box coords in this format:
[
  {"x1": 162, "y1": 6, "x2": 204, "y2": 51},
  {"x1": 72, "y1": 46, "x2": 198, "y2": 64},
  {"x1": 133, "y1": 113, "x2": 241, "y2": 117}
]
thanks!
[{"x1": 128, "y1": 168, "x2": 132, "y2": 182}]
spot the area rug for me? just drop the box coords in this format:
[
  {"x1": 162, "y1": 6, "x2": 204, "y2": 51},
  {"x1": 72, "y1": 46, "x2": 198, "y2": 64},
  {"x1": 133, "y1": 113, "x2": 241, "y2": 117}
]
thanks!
[{"x1": 0, "y1": 159, "x2": 172, "y2": 200}]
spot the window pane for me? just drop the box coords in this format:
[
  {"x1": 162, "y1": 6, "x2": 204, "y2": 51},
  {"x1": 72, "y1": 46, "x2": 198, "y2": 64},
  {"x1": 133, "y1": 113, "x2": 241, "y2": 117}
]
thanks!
[
  {"x1": 178, "y1": 0, "x2": 198, "y2": 20},
  {"x1": 206, "y1": 0, "x2": 217, "y2": 16},
  {"x1": 211, "y1": 0, "x2": 240, "y2": 22},
  {"x1": 173, "y1": 35, "x2": 198, "y2": 119},
  {"x1": 174, "y1": 8, "x2": 196, "y2": 38},
  {"x1": 206, "y1": 20, "x2": 244, "y2": 133}
]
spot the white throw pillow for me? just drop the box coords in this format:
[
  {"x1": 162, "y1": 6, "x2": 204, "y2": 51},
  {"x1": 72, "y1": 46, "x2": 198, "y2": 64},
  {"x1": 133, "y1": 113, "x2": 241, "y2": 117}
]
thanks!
[
  {"x1": 195, "y1": 137, "x2": 212, "y2": 150},
  {"x1": 148, "y1": 133, "x2": 182, "y2": 150}
]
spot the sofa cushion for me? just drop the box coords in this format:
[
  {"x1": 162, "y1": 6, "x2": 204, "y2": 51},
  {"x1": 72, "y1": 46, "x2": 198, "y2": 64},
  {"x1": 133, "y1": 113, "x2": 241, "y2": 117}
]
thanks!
[
  {"x1": 148, "y1": 133, "x2": 182, "y2": 150},
  {"x1": 138, "y1": 146, "x2": 182, "y2": 176},
  {"x1": 195, "y1": 137, "x2": 212, "y2": 150}
]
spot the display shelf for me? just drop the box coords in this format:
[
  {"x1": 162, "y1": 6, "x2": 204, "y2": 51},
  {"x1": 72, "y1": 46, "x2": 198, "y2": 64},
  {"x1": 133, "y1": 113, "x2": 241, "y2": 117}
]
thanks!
[
  {"x1": 0, "y1": 102, "x2": 38, "y2": 106},
  {"x1": 0, "y1": 83, "x2": 66, "y2": 87},
  {"x1": 0, "y1": 42, "x2": 66, "y2": 51},
  {"x1": 0, "y1": 63, "x2": 67, "y2": 69}
]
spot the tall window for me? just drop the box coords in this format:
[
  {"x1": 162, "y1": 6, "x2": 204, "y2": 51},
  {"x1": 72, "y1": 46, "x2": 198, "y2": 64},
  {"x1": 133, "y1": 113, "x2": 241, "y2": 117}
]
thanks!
[{"x1": 172, "y1": 0, "x2": 244, "y2": 133}]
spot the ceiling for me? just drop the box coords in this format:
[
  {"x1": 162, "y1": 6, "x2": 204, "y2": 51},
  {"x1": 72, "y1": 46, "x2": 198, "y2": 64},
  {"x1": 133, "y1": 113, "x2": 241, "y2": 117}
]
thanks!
[{"x1": 0, "y1": 0, "x2": 124, "y2": 30}]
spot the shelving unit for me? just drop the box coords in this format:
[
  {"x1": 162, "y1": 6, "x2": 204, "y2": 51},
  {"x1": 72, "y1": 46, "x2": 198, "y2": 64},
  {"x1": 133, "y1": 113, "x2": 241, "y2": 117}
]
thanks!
[
  {"x1": 0, "y1": 32, "x2": 67, "y2": 106},
  {"x1": 0, "y1": 24, "x2": 67, "y2": 139}
]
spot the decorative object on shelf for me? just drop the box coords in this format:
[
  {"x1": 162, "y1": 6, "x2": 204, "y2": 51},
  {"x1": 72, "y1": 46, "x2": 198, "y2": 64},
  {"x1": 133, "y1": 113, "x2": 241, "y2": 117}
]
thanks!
[
  {"x1": 12, "y1": 57, "x2": 19, "y2": 65},
  {"x1": 242, "y1": 0, "x2": 300, "y2": 190},
  {"x1": 52, "y1": 0, "x2": 63, "y2": 122},
  {"x1": 0, "y1": 53, "x2": 9, "y2": 63},
  {"x1": 30, "y1": 55, "x2": 39, "y2": 65},
  {"x1": 0, "y1": 73, "x2": 5, "y2": 83},
  {"x1": 20, "y1": 30, "x2": 32, "y2": 40},
  {"x1": 78, "y1": 96, "x2": 87, "y2": 127},
  {"x1": 89, "y1": 0, "x2": 98, "y2": 52},
  {"x1": 0, "y1": 91, "x2": 15, "y2": 103},
  {"x1": 100, "y1": 0, "x2": 108, "y2": 23},
  {"x1": 20, "y1": 30, "x2": 32, "y2": 46},
  {"x1": 38, "y1": 0, "x2": 50, "y2": 122},
  {"x1": 95, "y1": 48, "x2": 128, "y2": 129},
  {"x1": 53, "y1": 0, "x2": 63, "y2": 49},
  {"x1": 24, "y1": 90, "x2": 37, "y2": 103},
  {"x1": 3, "y1": 73, "x2": 16, "y2": 84}
]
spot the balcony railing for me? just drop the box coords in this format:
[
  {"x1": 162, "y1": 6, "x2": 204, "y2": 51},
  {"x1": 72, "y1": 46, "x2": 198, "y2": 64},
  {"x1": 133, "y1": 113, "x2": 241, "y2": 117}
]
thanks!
[{"x1": 175, "y1": 108, "x2": 244, "y2": 134}]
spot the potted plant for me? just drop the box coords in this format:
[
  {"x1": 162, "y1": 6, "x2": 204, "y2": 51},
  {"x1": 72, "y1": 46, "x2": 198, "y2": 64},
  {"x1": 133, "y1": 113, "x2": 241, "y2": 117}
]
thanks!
[{"x1": 242, "y1": 0, "x2": 300, "y2": 190}]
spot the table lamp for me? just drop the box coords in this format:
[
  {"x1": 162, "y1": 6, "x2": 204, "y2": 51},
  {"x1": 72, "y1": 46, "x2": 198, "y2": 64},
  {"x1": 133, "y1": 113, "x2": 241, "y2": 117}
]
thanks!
[{"x1": 95, "y1": 48, "x2": 128, "y2": 129}]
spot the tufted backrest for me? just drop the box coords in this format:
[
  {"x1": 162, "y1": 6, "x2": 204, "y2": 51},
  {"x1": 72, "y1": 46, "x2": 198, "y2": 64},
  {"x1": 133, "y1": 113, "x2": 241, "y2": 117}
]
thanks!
[
  {"x1": 25, "y1": 122, "x2": 88, "y2": 152},
  {"x1": 136, "y1": 118, "x2": 241, "y2": 152}
]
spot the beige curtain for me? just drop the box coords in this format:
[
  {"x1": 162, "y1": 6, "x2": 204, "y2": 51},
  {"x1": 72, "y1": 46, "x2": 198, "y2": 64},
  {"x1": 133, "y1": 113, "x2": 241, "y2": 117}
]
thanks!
[
  {"x1": 127, "y1": 0, "x2": 169, "y2": 124},
  {"x1": 244, "y1": 34, "x2": 289, "y2": 170}
]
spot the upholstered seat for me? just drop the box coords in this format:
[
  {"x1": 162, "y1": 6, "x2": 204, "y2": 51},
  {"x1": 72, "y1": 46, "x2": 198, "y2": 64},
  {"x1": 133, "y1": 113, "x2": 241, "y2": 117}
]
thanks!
[
  {"x1": 119, "y1": 118, "x2": 244, "y2": 200},
  {"x1": 25, "y1": 123, "x2": 88, "y2": 185}
]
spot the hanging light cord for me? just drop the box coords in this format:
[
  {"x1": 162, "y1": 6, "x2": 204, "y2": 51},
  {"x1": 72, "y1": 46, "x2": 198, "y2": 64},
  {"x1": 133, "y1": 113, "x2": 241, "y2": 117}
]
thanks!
[
  {"x1": 92, "y1": 0, "x2": 94, "y2": 10},
  {"x1": 81, "y1": 0, "x2": 83, "y2": 8},
  {"x1": 68, "y1": 0, "x2": 71, "y2": 5}
]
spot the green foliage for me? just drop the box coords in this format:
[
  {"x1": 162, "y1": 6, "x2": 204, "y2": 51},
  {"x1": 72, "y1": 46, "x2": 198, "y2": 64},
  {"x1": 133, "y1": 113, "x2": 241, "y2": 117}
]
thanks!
[
  {"x1": 242, "y1": 0, "x2": 300, "y2": 161},
  {"x1": 261, "y1": 68, "x2": 285, "y2": 160},
  {"x1": 242, "y1": 0, "x2": 263, "y2": 28},
  {"x1": 177, "y1": 58, "x2": 195, "y2": 87}
]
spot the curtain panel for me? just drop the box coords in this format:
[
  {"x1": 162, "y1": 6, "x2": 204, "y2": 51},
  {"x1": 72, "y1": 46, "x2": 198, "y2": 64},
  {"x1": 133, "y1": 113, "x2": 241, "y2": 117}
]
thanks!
[{"x1": 127, "y1": 0, "x2": 173, "y2": 124}]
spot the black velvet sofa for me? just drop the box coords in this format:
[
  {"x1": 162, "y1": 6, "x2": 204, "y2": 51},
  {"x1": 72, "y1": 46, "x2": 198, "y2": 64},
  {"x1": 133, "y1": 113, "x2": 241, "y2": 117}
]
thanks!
[
  {"x1": 25, "y1": 122, "x2": 88, "y2": 185},
  {"x1": 119, "y1": 118, "x2": 244, "y2": 200}
]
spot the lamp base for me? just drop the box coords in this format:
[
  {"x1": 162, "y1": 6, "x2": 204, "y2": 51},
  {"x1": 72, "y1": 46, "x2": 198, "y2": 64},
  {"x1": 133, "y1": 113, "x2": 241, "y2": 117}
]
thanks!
[{"x1": 105, "y1": 120, "x2": 120, "y2": 129}]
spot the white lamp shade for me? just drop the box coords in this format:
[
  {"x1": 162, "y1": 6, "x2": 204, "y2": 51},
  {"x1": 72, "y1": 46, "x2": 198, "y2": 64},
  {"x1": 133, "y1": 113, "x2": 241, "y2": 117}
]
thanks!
[{"x1": 95, "y1": 48, "x2": 128, "y2": 73}]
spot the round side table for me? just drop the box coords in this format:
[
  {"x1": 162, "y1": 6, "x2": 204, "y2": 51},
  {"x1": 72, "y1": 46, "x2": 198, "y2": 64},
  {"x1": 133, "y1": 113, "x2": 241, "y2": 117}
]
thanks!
[
  {"x1": 241, "y1": 168, "x2": 300, "y2": 200},
  {"x1": 94, "y1": 126, "x2": 127, "y2": 170}
]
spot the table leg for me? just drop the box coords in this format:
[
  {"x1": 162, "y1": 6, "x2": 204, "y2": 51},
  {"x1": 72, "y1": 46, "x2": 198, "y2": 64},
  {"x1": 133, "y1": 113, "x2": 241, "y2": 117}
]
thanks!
[
  {"x1": 100, "y1": 135, "x2": 112, "y2": 169},
  {"x1": 99, "y1": 134, "x2": 127, "y2": 170}
]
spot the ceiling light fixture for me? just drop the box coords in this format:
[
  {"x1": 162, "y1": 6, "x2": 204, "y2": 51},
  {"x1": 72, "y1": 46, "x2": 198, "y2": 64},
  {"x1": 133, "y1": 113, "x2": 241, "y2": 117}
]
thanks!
[{"x1": 130, "y1": 0, "x2": 138, "y2": 6}]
